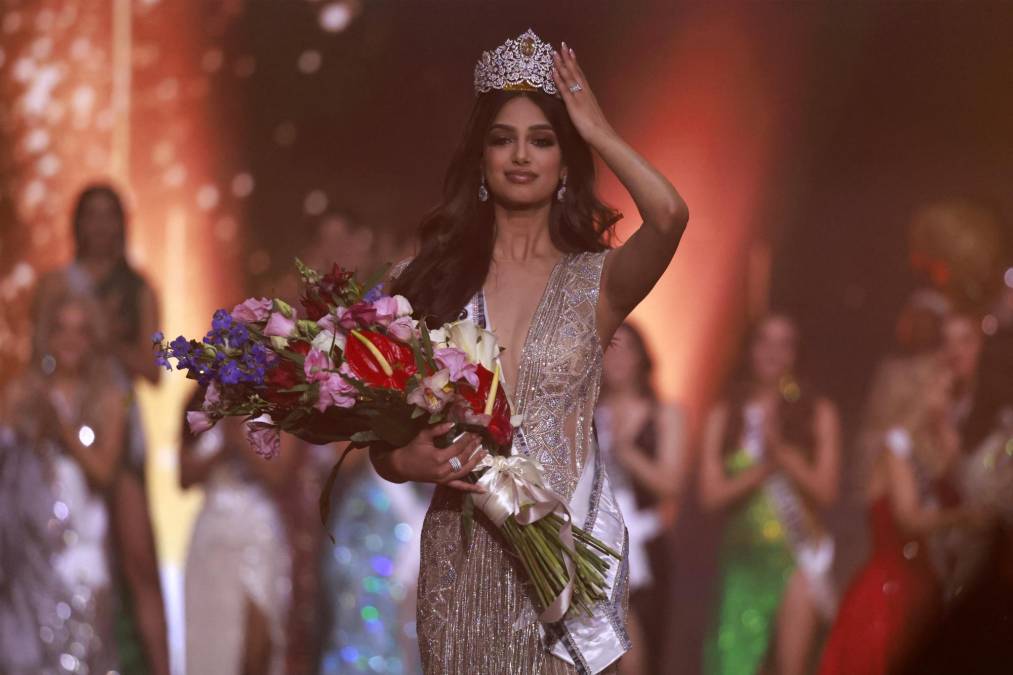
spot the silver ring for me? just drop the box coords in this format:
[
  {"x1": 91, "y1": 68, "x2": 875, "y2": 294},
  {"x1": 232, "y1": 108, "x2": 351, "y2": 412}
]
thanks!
[
  {"x1": 569, "y1": 83, "x2": 583, "y2": 93},
  {"x1": 449, "y1": 456, "x2": 462, "y2": 472}
]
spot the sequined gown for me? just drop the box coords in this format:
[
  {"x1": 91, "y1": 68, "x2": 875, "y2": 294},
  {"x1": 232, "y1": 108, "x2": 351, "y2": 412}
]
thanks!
[
  {"x1": 0, "y1": 387, "x2": 119, "y2": 674},
  {"x1": 318, "y1": 461, "x2": 430, "y2": 674},
  {"x1": 703, "y1": 446, "x2": 795, "y2": 675},
  {"x1": 416, "y1": 251, "x2": 627, "y2": 674},
  {"x1": 184, "y1": 426, "x2": 292, "y2": 675},
  {"x1": 818, "y1": 430, "x2": 942, "y2": 675}
]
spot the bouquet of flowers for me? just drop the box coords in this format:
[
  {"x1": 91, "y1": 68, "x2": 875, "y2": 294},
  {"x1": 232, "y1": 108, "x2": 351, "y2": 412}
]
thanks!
[{"x1": 154, "y1": 260, "x2": 618, "y2": 621}]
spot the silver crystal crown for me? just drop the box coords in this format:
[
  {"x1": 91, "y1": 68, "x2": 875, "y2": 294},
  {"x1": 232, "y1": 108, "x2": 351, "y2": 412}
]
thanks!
[{"x1": 474, "y1": 29, "x2": 559, "y2": 97}]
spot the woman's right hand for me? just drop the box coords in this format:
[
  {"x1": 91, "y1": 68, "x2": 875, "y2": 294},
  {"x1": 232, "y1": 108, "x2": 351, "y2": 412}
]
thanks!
[{"x1": 381, "y1": 421, "x2": 488, "y2": 494}]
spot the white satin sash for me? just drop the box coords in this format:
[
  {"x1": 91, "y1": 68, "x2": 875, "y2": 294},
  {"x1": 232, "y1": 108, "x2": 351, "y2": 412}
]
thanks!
[{"x1": 744, "y1": 404, "x2": 838, "y2": 620}]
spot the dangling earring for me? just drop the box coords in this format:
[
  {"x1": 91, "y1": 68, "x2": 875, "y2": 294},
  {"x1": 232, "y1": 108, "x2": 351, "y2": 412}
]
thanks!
[
  {"x1": 478, "y1": 174, "x2": 489, "y2": 202},
  {"x1": 556, "y1": 173, "x2": 567, "y2": 202}
]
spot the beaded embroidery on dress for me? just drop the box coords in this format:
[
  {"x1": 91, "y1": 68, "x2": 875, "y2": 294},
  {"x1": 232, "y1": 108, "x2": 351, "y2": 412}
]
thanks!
[{"x1": 414, "y1": 251, "x2": 628, "y2": 674}]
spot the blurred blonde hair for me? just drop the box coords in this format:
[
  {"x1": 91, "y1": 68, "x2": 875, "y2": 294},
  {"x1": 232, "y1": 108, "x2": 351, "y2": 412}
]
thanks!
[
  {"x1": 31, "y1": 283, "x2": 109, "y2": 367},
  {"x1": 856, "y1": 353, "x2": 951, "y2": 491}
]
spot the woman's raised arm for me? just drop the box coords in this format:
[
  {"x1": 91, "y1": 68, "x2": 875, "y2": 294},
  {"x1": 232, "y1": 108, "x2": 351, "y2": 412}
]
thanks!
[{"x1": 551, "y1": 44, "x2": 689, "y2": 342}]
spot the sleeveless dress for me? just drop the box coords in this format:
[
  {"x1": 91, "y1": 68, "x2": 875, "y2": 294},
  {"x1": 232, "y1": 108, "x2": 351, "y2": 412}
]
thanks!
[
  {"x1": 0, "y1": 383, "x2": 120, "y2": 674},
  {"x1": 703, "y1": 449, "x2": 795, "y2": 675},
  {"x1": 817, "y1": 429, "x2": 942, "y2": 675},
  {"x1": 415, "y1": 251, "x2": 630, "y2": 674},
  {"x1": 184, "y1": 425, "x2": 292, "y2": 675},
  {"x1": 318, "y1": 460, "x2": 430, "y2": 674},
  {"x1": 54, "y1": 262, "x2": 153, "y2": 672},
  {"x1": 704, "y1": 401, "x2": 835, "y2": 675}
]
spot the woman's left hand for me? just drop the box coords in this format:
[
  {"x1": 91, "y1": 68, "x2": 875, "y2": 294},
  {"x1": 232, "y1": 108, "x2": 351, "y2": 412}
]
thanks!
[{"x1": 551, "y1": 42, "x2": 615, "y2": 145}]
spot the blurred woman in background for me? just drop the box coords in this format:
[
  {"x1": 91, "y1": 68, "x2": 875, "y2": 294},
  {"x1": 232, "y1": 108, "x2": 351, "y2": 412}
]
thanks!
[
  {"x1": 33, "y1": 183, "x2": 169, "y2": 675},
  {"x1": 700, "y1": 314, "x2": 841, "y2": 675},
  {"x1": 180, "y1": 390, "x2": 298, "y2": 675},
  {"x1": 595, "y1": 321, "x2": 688, "y2": 675},
  {"x1": 0, "y1": 290, "x2": 128, "y2": 673},
  {"x1": 316, "y1": 449, "x2": 430, "y2": 675},
  {"x1": 818, "y1": 354, "x2": 989, "y2": 675}
]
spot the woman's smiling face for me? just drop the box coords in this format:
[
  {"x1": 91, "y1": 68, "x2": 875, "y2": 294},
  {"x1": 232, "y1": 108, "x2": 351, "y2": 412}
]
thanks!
[{"x1": 482, "y1": 95, "x2": 565, "y2": 208}]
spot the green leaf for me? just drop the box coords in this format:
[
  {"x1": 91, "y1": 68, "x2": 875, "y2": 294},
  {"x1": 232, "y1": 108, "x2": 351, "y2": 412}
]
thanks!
[
  {"x1": 297, "y1": 319, "x2": 321, "y2": 338},
  {"x1": 410, "y1": 340, "x2": 427, "y2": 376},
  {"x1": 419, "y1": 318, "x2": 435, "y2": 364},
  {"x1": 350, "y1": 430, "x2": 380, "y2": 443},
  {"x1": 295, "y1": 257, "x2": 322, "y2": 284},
  {"x1": 361, "y1": 265, "x2": 388, "y2": 297},
  {"x1": 319, "y1": 445, "x2": 356, "y2": 542}
]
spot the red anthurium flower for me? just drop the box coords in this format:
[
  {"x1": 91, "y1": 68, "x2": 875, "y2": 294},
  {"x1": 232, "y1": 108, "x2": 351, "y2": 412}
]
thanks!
[
  {"x1": 344, "y1": 330, "x2": 417, "y2": 390},
  {"x1": 458, "y1": 364, "x2": 513, "y2": 448}
]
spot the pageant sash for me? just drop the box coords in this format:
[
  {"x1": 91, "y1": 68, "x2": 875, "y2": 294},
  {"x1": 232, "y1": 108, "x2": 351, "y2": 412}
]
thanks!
[
  {"x1": 542, "y1": 438, "x2": 631, "y2": 674},
  {"x1": 744, "y1": 405, "x2": 838, "y2": 620},
  {"x1": 464, "y1": 292, "x2": 630, "y2": 672}
]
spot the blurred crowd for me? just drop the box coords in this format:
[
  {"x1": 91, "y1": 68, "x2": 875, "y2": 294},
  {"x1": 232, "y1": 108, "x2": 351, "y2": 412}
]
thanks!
[{"x1": 1, "y1": 184, "x2": 1011, "y2": 675}]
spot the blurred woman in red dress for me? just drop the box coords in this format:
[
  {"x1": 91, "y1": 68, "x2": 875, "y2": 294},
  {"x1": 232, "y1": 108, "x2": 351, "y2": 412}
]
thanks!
[{"x1": 818, "y1": 355, "x2": 987, "y2": 675}]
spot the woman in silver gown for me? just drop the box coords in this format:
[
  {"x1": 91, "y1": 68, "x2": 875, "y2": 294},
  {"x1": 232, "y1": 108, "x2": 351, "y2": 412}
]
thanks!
[
  {"x1": 372, "y1": 30, "x2": 689, "y2": 674},
  {"x1": 0, "y1": 290, "x2": 129, "y2": 674},
  {"x1": 32, "y1": 184, "x2": 170, "y2": 675}
]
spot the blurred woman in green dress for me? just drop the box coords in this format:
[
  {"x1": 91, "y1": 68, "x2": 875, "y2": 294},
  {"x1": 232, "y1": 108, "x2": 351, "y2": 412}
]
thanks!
[{"x1": 699, "y1": 314, "x2": 841, "y2": 675}]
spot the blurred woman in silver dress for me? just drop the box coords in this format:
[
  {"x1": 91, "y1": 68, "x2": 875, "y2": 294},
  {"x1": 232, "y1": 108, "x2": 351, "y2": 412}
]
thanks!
[
  {"x1": 0, "y1": 290, "x2": 129, "y2": 673},
  {"x1": 180, "y1": 390, "x2": 298, "y2": 675},
  {"x1": 33, "y1": 183, "x2": 169, "y2": 675}
]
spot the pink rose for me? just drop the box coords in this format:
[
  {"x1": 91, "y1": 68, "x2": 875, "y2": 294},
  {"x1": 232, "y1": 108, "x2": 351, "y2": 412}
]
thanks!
[
  {"x1": 317, "y1": 313, "x2": 339, "y2": 333},
  {"x1": 372, "y1": 296, "x2": 399, "y2": 326},
  {"x1": 435, "y1": 347, "x2": 479, "y2": 388},
  {"x1": 187, "y1": 411, "x2": 215, "y2": 435},
  {"x1": 316, "y1": 371, "x2": 357, "y2": 411},
  {"x1": 246, "y1": 414, "x2": 280, "y2": 460},
  {"x1": 264, "y1": 311, "x2": 298, "y2": 338},
  {"x1": 303, "y1": 348, "x2": 333, "y2": 383},
  {"x1": 337, "y1": 302, "x2": 377, "y2": 330},
  {"x1": 387, "y1": 316, "x2": 416, "y2": 342},
  {"x1": 231, "y1": 297, "x2": 272, "y2": 324},
  {"x1": 407, "y1": 369, "x2": 453, "y2": 413}
]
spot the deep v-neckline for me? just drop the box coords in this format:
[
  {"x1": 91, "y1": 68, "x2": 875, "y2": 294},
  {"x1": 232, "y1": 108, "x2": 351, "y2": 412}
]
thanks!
[{"x1": 480, "y1": 255, "x2": 566, "y2": 404}]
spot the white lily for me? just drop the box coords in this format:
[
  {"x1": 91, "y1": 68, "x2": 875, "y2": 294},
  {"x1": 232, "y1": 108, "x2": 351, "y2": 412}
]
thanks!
[
  {"x1": 445, "y1": 319, "x2": 500, "y2": 371},
  {"x1": 428, "y1": 327, "x2": 449, "y2": 348}
]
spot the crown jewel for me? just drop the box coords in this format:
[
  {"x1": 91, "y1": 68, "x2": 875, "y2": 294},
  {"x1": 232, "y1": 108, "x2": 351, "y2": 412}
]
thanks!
[{"x1": 474, "y1": 29, "x2": 559, "y2": 97}]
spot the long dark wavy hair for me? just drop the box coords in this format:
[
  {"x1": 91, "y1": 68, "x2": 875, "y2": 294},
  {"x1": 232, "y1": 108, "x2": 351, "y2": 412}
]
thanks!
[
  {"x1": 392, "y1": 90, "x2": 621, "y2": 324},
  {"x1": 71, "y1": 184, "x2": 146, "y2": 342},
  {"x1": 601, "y1": 322, "x2": 657, "y2": 401},
  {"x1": 720, "y1": 313, "x2": 818, "y2": 458}
]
